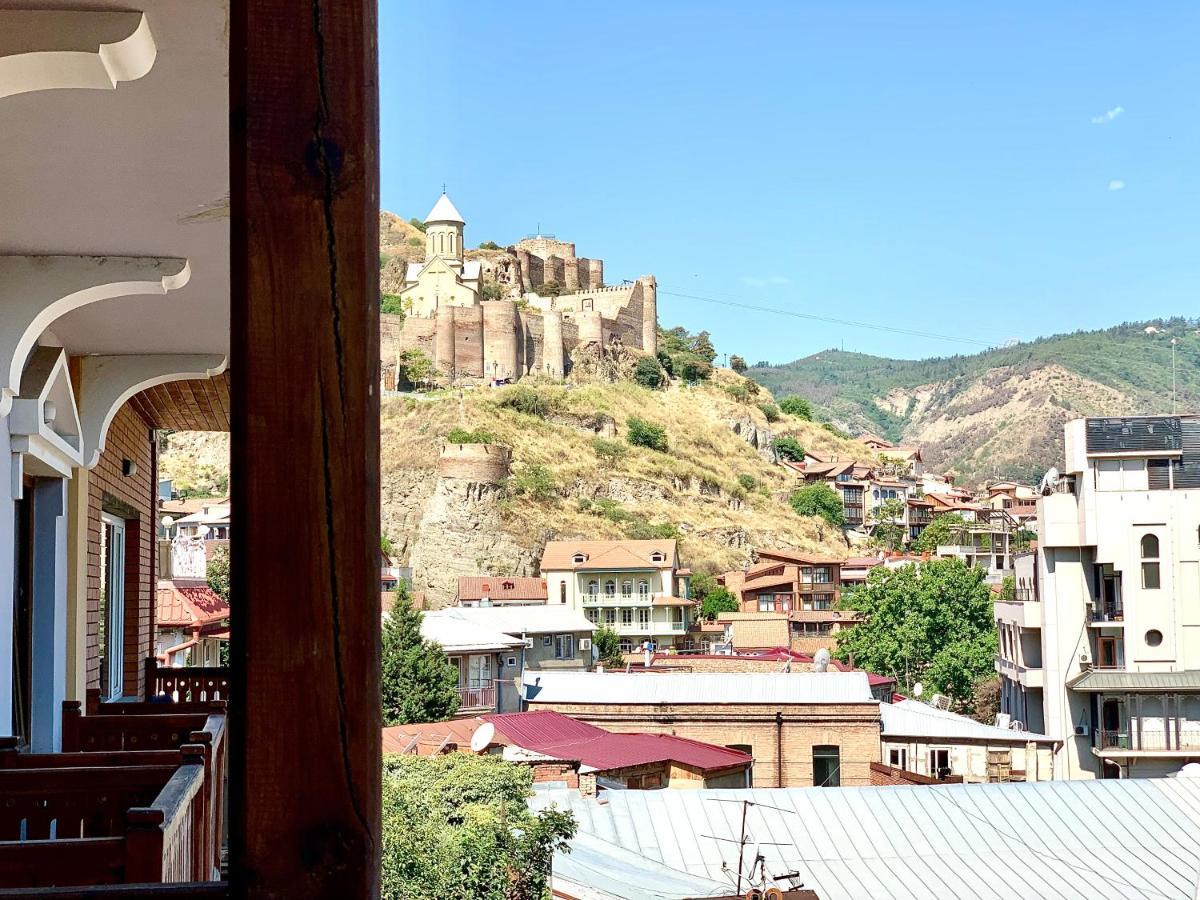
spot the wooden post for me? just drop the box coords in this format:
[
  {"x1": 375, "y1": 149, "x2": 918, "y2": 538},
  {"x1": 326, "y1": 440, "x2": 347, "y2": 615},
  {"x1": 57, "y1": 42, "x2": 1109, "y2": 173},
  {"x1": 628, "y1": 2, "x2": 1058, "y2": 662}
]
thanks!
[{"x1": 229, "y1": 0, "x2": 381, "y2": 896}]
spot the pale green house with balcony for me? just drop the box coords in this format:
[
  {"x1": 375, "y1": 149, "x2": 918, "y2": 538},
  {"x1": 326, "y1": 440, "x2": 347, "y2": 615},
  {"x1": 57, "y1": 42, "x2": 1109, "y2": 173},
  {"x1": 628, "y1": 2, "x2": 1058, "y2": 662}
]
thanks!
[{"x1": 540, "y1": 539, "x2": 695, "y2": 653}]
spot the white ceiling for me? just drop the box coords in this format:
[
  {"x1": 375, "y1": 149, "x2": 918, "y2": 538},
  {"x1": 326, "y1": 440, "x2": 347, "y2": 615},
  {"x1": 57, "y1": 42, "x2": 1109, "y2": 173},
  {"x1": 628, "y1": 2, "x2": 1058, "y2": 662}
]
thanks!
[{"x1": 0, "y1": 0, "x2": 229, "y2": 356}]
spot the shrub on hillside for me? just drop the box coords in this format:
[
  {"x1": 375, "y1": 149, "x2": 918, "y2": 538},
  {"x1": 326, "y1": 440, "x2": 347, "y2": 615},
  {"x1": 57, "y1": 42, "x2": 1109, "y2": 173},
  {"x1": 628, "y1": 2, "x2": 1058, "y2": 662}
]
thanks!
[
  {"x1": 822, "y1": 421, "x2": 851, "y2": 439},
  {"x1": 499, "y1": 385, "x2": 557, "y2": 418},
  {"x1": 626, "y1": 416, "x2": 668, "y2": 452},
  {"x1": 773, "y1": 435, "x2": 805, "y2": 461},
  {"x1": 478, "y1": 240, "x2": 501, "y2": 250},
  {"x1": 632, "y1": 356, "x2": 666, "y2": 389},
  {"x1": 591, "y1": 438, "x2": 628, "y2": 465},
  {"x1": 722, "y1": 380, "x2": 759, "y2": 403},
  {"x1": 779, "y1": 395, "x2": 813, "y2": 420},
  {"x1": 737, "y1": 473, "x2": 757, "y2": 492},
  {"x1": 509, "y1": 464, "x2": 557, "y2": 502},
  {"x1": 446, "y1": 427, "x2": 495, "y2": 445},
  {"x1": 480, "y1": 281, "x2": 503, "y2": 301},
  {"x1": 789, "y1": 482, "x2": 845, "y2": 527},
  {"x1": 407, "y1": 217, "x2": 427, "y2": 232},
  {"x1": 758, "y1": 402, "x2": 780, "y2": 422},
  {"x1": 729, "y1": 354, "x2": 748, "y2": 374},
  {"x1": 381, "y1": 294, "x2": 405, "y2": 316}
]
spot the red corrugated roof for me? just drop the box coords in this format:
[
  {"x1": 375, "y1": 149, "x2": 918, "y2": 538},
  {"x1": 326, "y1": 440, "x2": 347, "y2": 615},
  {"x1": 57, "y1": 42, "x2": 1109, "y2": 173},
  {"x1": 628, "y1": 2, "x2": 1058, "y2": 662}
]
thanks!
[
  {"x1": 482, "y1": 710, "x2": 751, "y2": 773},
  {"x1": 155, "y1": 579, "x2": 229, "y2": 629}
]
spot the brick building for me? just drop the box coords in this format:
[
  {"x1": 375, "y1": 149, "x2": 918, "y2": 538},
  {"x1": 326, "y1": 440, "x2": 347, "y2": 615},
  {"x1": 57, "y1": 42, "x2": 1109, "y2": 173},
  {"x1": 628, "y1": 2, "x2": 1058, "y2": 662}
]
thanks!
[{"x1": 522, "y1": 671, "x2": 881, "y2": 787}]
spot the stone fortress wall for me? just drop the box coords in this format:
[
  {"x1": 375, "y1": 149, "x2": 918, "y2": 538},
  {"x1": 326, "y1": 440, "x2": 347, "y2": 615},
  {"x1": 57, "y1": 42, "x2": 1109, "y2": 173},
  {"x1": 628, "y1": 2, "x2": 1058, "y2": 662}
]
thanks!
[{"x1": 382, "y1": 227, "x2": 657, "y2": 386}]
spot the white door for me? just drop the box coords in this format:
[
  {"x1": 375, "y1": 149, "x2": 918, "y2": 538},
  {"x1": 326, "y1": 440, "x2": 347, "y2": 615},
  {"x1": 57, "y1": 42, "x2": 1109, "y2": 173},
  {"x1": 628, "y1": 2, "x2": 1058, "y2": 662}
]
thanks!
[{"x1": 100, "y1": 514, "x2": 126, "y2": 700}]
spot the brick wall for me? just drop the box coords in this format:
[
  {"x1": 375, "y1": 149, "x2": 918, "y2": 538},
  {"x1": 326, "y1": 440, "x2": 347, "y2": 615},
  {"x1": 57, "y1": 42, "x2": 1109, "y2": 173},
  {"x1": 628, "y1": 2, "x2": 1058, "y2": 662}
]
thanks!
[
  {"x1": 529, "y1": 701, "x2": 881, "y2": 788},
  {"x1": 530, "y1": 760, "x2": 580, "y2": 788},
  {"x1": 86, "y1": 402, "x2": 156, "y2": 699}
]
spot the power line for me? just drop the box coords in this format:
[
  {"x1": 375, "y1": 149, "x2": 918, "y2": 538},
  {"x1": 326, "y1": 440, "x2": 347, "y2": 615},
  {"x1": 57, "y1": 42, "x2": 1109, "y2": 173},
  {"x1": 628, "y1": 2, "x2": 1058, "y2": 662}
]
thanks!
[{"x1": 655, "y1": 286, "x2": 1002, "y2": 348}]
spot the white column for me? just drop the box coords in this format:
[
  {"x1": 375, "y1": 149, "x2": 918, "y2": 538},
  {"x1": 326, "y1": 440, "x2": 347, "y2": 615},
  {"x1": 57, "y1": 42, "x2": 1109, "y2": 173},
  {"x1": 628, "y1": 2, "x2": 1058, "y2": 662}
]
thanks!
[
  {"x1": 0, "y1": 420, "x2": 15, "y2": 735},
  {"x1": 29, "y1": 476, "x2": 67, "y2": 751}
]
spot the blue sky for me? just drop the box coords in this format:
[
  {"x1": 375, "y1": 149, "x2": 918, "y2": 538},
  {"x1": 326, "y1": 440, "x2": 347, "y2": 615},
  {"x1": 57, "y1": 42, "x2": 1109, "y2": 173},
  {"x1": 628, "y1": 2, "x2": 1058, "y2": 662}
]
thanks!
[{"x1": 380, "y1": 2, "x2": 1200, "y2": 364}]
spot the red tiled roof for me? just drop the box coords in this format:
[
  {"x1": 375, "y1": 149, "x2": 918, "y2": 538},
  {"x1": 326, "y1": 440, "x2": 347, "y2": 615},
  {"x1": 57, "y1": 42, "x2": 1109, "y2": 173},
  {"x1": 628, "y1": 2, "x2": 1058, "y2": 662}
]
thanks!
[
  {"x1": 483, "y1": 710, "x2": 751, "y2": 773},
  {"x1": 457, "y1": 576, "x2": 548, "y2": 602},
  {"x1": 155, "y1": 579, "x2": 229, "y2": 629}
]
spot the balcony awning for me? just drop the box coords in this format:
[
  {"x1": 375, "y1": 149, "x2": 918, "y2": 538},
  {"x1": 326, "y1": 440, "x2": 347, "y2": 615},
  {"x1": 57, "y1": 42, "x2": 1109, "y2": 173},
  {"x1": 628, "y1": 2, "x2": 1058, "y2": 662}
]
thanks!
[
  {"x1": 1068, "y1": 669, "x2": 1200, "y2": 693},
  {"x1": 129, "y1": 369, "x2": 230, "y2": 432}
]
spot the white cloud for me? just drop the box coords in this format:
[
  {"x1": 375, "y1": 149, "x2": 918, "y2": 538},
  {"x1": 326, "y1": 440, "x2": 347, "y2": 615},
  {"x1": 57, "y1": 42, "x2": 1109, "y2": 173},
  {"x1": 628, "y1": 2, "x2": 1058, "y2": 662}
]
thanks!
[
  {"x1": 1091, "y1": 106, "x2": 1124, "y2": 125},
  {"x1": 1108, "y1": 179, "x2": 1125, "y2": 191},
  {"x1": 741, "y1": 275, "x2": 792, "y2": 288}
]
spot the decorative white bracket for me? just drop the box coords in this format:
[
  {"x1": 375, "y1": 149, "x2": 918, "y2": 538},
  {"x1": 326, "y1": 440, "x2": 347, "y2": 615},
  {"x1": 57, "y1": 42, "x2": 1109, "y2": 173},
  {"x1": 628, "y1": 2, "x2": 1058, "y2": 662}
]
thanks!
[
  {"x1": 0, "y1": 11, "x2": 155, "y2": 100},
  {"x1": 0, "y1": 256, "x2": 190, "y2": 418},
  {"x1": 78, "y1": 354, "x2": 227, "y2": 468},
  {"x1": 10, "y1": 346, "x2": 85, "y2": 485}
]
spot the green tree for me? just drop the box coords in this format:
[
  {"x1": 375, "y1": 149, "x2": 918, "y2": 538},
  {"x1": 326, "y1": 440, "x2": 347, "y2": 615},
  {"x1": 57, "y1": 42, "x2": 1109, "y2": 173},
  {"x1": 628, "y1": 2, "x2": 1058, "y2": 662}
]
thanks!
[
  {"x1": 626, "y1": 416, "x2": 668, "y2": 452},
  {"x1": 480, "y1": 281, "x2": 503, "y2": 301},
  {"x1": 592, "y1": 625, "x2": 624, "y2": 669},
  {"x1": 396, "y1": 348, "x2": 435, "y2": 389},
  {"x1": 509, "y1": 464, "x2": 557, "y2": 502},
  {"x1": 407, "y1": 217, "x2": 427, "y2": 232},
  {"x1": 206, "y1": 544, "x2": 230, "y2": 602},
  {"x1": 834, "y1": 558, "x2": 998, "y2": 701},
  {"x1": 689, "y1": 572, "x2": 718, "y2": 602},
  {"x1": 969, "y1": 676, "x2": 1002, "y2": 724},
  {"x1": 737, "y1": 473, "x2": 757, "y2": 492},
  {"x1": 692, "y1": 331, "x2": 717, "y2": 364},
  {"x1": 381, "y1": 585, "x2": 460, "y2": 726},
  {"x1": 591, "y1": 437, "x2": 627, "y2": 466},
  {"x1": 380, "y1": 293, "x2": 405, "y2": 316},
  {"x1": 789, "y1": 482, "x2": 845, "y2": 527},
  {"x1": 632, "y1": 355, "x2": 665, "y2": 389},
  {"x1": 729, "y1": 354, "x2": 748, "y2": 374},
  {"x1": 381, "y1": 753, "x2": 575, "y2": 900},
  {"x1": 537, "y1": 279, "x2": 565, "y2": 297},
  {"x1": 910, "y1": 512, "x2": 965, "y2": 554},
  {"x1": 779, "y1": 395, "x2": 813, "y2": 420},
  {"x1": 997, "y1": 574, "x2": 1016, "y2": 602},
  {"x1": 700, "y1": 587, "x2": 739, "y2": 621},
  {"x1": 773, "y1": 435, "x2": 806, "y2": 461},
  {"x1": 478, "y1": 240, "x2": 501, "y2": 250},
  {"x1": 868, "y1": 497, "x2": 908, "y2": 551}
]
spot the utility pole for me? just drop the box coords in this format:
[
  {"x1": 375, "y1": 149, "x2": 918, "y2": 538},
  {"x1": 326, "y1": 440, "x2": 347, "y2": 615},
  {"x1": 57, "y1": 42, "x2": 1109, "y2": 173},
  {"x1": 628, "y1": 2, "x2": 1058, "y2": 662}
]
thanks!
[{"x1": 1172, "y1": 338, "x2": 1179, "y2": 415}]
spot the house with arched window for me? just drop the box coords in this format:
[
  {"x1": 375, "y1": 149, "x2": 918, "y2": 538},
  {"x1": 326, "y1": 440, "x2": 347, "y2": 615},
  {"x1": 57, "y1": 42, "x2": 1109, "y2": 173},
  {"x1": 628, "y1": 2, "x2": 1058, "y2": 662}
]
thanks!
[{"x1": 540, "y1": 539, "x2": 694, "y2": 653}]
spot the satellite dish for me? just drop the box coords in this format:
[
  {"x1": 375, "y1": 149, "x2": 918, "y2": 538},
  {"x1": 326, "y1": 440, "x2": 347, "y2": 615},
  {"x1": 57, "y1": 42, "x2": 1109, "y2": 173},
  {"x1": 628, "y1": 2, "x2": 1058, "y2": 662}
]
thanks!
[
  {"x1": 1176, "y1": 762, "x2": 1200, "y2": 779},
  {"x1": 911, "y1": 682, "x2": 924, "y2": 698},
  {"x1": 813, "y1": 648, "x2": 831, "y2": 672},
  {"x1": 197, "y1": 525, "x2": 210, "y2": 538},
  {"x1": 469, "y1": 721, "x2": 495, "y2": 754},
  {"x1": 1038, "y1": 467, "x2": 1059, "y2": 495}
]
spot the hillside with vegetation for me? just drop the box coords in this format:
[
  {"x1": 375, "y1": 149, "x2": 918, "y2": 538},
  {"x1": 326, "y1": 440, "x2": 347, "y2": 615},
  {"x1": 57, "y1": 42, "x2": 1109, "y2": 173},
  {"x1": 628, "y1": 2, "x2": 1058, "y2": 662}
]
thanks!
[
  {"x1": 380, "y1": 370, "x2": 873, "y2": 597},
  {"x1": 748, "y1": 318, "x2": 1199, "y2": 485}
]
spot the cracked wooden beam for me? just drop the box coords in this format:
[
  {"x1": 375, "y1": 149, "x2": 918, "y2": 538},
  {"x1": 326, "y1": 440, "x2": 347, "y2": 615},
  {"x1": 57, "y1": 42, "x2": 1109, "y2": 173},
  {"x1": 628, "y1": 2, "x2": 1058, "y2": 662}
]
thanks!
[{"x1": 229, "y1": 0, "x2": 380, "y2": 896}]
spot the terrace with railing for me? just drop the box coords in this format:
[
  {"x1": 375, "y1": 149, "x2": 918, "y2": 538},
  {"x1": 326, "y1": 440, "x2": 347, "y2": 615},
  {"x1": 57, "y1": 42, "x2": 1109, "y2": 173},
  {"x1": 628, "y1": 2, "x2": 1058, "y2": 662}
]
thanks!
[{"x1": 0, "y1": 677, "x2": 228, "y2": 889}]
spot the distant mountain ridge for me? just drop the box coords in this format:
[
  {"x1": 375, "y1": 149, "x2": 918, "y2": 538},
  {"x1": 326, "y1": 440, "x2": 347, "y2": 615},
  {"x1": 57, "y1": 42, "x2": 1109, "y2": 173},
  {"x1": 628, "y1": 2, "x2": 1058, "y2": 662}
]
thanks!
[{"x1": 748, "y1": 318, "x2": 1200, "y2": 485}]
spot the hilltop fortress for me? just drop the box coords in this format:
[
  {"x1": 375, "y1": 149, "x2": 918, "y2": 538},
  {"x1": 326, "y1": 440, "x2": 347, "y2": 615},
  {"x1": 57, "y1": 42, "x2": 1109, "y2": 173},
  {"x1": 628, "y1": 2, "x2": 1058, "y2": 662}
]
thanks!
[{"x1": 381, "y1": 194, "x2": 658, "y2": 385}]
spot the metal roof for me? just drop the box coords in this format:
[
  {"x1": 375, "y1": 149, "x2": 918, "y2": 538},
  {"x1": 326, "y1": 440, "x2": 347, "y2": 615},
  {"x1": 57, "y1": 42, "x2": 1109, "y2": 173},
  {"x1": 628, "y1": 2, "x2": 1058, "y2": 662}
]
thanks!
[
  {"x1": 881, "y1": 699, "x2": 1057, "y2": 744},
  {"x1": 419, "y1": 611, "x2": 525, "y2": 654},
  {"x1": 1067, "y1": 669, "x2": 1200, "y2": 693},
  {"x1": 533, "y1": 777, "x2": 1200, "y2": 900},
  {"x1": 484, "y1": 710, "x2": 752, "y2": 773},
  {"x1": 523, "y1": 671, "x2": 874, "y2": 706},
  {"x1": 433, "y1": 605, "x2": 594, "y2": 636},
  {"x1": 424, "y1": 192, "x2": 465, "y2": 224}
]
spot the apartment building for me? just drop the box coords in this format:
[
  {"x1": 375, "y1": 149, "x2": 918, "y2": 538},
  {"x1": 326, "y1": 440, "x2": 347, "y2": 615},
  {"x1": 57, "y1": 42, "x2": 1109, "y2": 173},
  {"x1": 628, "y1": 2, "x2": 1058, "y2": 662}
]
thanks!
[
  {"x1": 541, "y1": 539, "x2": 694, "y2": 652},
  {"x1": 997, "y1": 416, "x2": 1200, "y2": 778},
  {"x1": 719, "y1": 550, "x2": 861, "y2": 654}
]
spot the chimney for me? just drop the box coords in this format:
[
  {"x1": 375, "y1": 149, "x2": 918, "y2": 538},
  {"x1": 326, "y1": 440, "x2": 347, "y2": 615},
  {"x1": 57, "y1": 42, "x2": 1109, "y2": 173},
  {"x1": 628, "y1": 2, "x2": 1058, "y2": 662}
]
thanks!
[{"x1": 480, "y1": 582, "x2": 491, "y2": 607}]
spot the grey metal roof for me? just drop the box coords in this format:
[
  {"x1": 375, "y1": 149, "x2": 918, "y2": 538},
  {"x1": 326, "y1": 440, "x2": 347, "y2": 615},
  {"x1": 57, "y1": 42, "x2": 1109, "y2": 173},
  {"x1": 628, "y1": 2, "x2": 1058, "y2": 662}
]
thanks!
[
  {"x1": 533, "y1": 777, "x2": 1200, "y2": 899},
  {"x1": 433, "y1": 605, "x2": 595, "y2": 636},
  {"x1": 522, "y1": 671, "x2": 874, "y2": 706},
  {"x1": 881, "y1": 699, "x2": 1057, "y2": 744},
  {"x1": 1068, "y1": 669, "x2": 1200, "y2": 693}
]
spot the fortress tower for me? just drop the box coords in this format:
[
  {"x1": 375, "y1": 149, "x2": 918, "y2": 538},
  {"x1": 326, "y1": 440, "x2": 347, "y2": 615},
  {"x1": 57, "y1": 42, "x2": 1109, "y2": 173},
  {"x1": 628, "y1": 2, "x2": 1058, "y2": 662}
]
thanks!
[{"x1": 424, "y1": 192, "x2": 465, "y2": 263}]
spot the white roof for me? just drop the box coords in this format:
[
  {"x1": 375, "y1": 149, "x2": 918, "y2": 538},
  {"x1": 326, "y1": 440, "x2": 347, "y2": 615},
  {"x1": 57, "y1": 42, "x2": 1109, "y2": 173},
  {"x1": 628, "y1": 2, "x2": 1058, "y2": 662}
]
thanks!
[
  {"x1": 533, "y1": 778, "x2": 1200, "y2": 899},
  {"x1": 404, "y1": 261, "x2": 422, "y2": 282},
  {"x1": 439, "y1": 605, "x2": 594, "y2": 636},
  {"x1": 420, "y1": 610, "x2": 524, "y2": 654},
  {"x1": 523, "y1": 671, "x2": 873, "y2": 706},
  {"x1": 174, "y1": 504, "x2": 231, "y2": 526},
  {"x1": 424, "y1": 192, "x2": 465, "y2": 224},
  {"x1": 881, "y1": 699, "x2": 1057, "y2": 744},
  {"x1": 461, "y1": 259, "x2": 481, "y2": 279}
]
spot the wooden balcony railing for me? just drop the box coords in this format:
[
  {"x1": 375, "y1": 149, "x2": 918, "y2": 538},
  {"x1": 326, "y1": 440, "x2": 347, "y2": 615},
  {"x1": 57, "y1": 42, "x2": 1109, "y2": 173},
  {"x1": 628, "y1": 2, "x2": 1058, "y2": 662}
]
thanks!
[
  {"x1": 457, "y1": 682, "x2": 497, "y2": 710},
  {"x1": 0, "y1": 705, "x2": 227, "y2": 889},
  {"x1": 145, "y1": 660, "x2": 230, "y2": 704}
]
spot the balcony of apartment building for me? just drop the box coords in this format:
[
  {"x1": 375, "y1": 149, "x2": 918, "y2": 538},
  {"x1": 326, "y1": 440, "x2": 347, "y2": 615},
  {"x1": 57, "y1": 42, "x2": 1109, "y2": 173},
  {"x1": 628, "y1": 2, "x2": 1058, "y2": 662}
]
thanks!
[
  {"x1": 578, "y1": 575, "x2": 676, "y2": 605},
  {"x1": 1087, "y1": 564, "x2": 1124, "y2": 626},
  {"x1": 587, "y1": 605, "x2": 690, "y2": 636},
  {"x1": 1082, "y1": 687, "x2": 1200, "y2": 760}
]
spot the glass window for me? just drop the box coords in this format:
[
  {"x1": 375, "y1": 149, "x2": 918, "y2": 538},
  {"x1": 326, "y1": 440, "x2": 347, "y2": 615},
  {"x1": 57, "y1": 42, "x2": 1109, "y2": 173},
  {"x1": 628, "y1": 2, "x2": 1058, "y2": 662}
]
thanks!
[
  {"x1": 758, "y1": 594, "x2": 775, "y2": 612},
  {"x1": 622, "y1": 579, "x2": 633, "y2": 598},
  {"x1": 930, "y1": 748, "x2": 951, "y2": 778},
  {"x1": 560, "y1": 582, "x2": 567, "y2": 604},
  {"x1": 638, "y1": 608, "x2": 650, "y2": 626},
  {"x1": 813, "y1": 745, "x2": 841, "y2": 787},
  {"x1": 1141, "y1": 534, "x2": 1161, "y2": 589},
  {"x1": 618, "y1": 639, "x2": 633, "y2": 653},
  {"x1": 554, "y1": 634, "x2": 574, "y2": 659},
  {"x1": 99, "y1": 514, "x2": 127, "y2": 699},
  {"x1": 621, "y1": 608, "x2": 633, "y2": 625},
  {"x1": 813, "y1": 567, "x2": 831, "y2": 584},
  {"x1": 587, "y1": 580, "x2": 599, "y2": 597},
  {"x1": 801, "y1": 567, "x2": 813, "y2": 583},
  {"x1": 604, "y1": 609, "x2": 616, "y2": 625},
  {"x1": 888, "y1": 747, "x2": 907, "y2": 769},
  {"x1": 604, "y1": 579, "x2": 616, "y2": 596},
  {"x1": 638, "y1": 580, "x2": 649, "y2": 598}
]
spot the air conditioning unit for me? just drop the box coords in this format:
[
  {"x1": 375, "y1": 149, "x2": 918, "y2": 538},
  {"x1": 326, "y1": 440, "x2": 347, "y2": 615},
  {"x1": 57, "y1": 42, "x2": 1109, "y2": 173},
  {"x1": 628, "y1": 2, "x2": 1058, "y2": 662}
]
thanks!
[
  {"x1": 579, "y1": 638, "x2": 592, "y2": 651},
  {"x1": 523, "y1": 637, "x2": 533, "y2": 648},
  {"x1": 1074, "y1": 725, "x2": 1089, "y2": 737}
]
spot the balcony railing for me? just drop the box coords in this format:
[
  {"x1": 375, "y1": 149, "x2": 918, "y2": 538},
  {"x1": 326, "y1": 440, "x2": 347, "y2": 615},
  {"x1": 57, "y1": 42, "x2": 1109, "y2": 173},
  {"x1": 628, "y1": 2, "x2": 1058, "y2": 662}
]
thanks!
[
  {"x1": 457, "y1": 682, "x2": 497, "y2": 710},
  {"x1": 0, "y1": 702, "x2": 226, "y2": 889},
  {"x1": 146, "y1": 660, "x2": 230, "y2": 704},
  {"x1": 1097, "y1": 728, "x2": 1200, "y2": 752},
  {"x1": 582, "y1": 591, "x2": 662, "y2": 605},
  {"x1": 1089, "y1": 605, "x2": 1124, "y2": 623}
]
